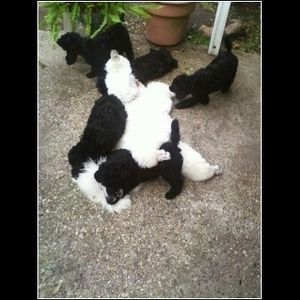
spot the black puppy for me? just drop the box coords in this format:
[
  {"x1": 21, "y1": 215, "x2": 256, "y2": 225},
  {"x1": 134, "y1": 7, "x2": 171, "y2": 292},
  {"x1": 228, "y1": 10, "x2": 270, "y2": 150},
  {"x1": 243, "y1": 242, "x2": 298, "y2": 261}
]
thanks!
[
  {"x1": 170, "y1": 35, "x2": 238, "y2": 109},
  {"x1": 57, "y1": 23, "x2": 134, "y2": 83},
  {"x1": 68, "y1": 94, "x2": 127, "y2": 179},
  {"x1": 131, "y1": 48, "x2": 178, "y2": 84},
  {"x1": 94, "y1": 119, "x2": 183, "y2": 205}
]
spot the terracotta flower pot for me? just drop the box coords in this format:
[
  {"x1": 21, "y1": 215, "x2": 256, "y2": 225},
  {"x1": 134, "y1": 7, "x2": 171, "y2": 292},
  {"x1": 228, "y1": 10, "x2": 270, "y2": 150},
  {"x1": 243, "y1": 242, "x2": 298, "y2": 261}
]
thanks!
[{"x1": 145, "y1": 2, "x2": 196, "y2": 46}]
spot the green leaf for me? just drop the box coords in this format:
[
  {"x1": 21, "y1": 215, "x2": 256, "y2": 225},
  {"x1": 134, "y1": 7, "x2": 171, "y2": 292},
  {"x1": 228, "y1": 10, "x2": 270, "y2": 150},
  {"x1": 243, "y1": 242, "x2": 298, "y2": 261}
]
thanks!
[
  {"x1": 114, "y1": 5, "x2": 126, "y2": 14},
  {"x1": 71, "y1": 3, "x2": 80, "y2": 22},
  {"x1": 110, "y1": 15, "x2": 122, "y2": 24},
  {"x1": 41, "y1": 1, "x2": 162, "y2": 44},
  {"x1": 90, "y1": 19, "x2": 107, "y2": 39},
  {"x1": 84, "y1": 7, "x2": 92, "y2": 37}
]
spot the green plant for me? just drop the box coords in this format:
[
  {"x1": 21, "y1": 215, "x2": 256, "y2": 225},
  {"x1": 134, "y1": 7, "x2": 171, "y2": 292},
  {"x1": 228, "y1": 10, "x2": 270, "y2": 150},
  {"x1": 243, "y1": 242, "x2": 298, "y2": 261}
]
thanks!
[
  {"x1": 187, "y1": 28, "x2": 210, "y2": 46},
  {"x1": 41, "y1": 2, "x2": 160, "y2": 42},
  {"x1": 201, "y1": 2, "x2": 217, "y2": 13}
]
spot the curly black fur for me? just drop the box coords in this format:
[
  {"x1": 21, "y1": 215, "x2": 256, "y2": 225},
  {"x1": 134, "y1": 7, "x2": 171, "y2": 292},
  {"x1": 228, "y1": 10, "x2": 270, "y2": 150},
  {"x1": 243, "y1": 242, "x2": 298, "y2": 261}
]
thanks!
[
  {"x1": 68, "y1": 94, "x2": 127, "y2": 179},
  {"x1": 131, "y1": 48, "x2": 178, "y2": 84},
  {"x1": 170, "y1": 35, "x2": 238, "y2": 109},
  {"x1": 94, "y1": 119, "x2": 183, "y2": 204},
  {"x1": 57, "y1": 23, "x2": 134, "y2": 94}
]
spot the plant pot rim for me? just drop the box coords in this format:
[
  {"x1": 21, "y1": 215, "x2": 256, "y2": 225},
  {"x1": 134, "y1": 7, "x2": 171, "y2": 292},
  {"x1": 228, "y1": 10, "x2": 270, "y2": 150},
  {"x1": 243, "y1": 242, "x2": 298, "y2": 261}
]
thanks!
[{"x1": 158, "y1": 1, "x2": 195, "y2": 4}]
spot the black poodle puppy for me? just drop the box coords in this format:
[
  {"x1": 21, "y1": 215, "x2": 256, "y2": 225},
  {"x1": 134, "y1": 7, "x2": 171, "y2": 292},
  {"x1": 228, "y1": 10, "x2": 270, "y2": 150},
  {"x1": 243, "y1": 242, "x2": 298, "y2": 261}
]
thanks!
[
  {"x1": 170, "y1": 35, "x2": 238, "y2": 109},
  {"x1": 94, "y1": 119, "x2": 183, "y2": 205},
  {"x1": 57, "y1": 23, "x2": 134, "y2": 82},
  {"x1": 131, "y1": 48, "x2": 178, "y2": 84},
  {"x1": 68, "y1": 94, "x2": 127, "y2": 179}
]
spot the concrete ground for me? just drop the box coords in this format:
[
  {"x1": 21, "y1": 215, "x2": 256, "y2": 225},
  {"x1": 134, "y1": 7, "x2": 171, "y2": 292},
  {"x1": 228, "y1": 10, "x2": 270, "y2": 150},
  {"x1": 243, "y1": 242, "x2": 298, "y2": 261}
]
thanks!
[{"x1": 38, "y1": 25, "x2": 261, "y2": 298}]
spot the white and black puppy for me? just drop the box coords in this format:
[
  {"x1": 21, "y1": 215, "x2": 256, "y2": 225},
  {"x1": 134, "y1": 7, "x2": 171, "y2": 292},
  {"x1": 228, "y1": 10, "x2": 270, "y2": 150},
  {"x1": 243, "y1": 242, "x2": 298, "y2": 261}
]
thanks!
[
  {"x1": 68, "y1": 92, "x2": 172, "y2": 213},
  {"x1": 94, "y1": 119, "x2": 184, "y2": 205},
  {"x1": 73, "y1": 140, "x2": 222, "y2": 213}
]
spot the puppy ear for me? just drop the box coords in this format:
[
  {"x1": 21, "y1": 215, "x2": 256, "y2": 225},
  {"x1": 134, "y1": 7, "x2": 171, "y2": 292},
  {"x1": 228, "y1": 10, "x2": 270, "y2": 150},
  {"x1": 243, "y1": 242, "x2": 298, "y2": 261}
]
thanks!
[
  {"x1": 68, "y1": 143, "x2": 84, "y2": 165},
  {"x1": 68, "y1": 145, "x2": 78, "y2": 165}
]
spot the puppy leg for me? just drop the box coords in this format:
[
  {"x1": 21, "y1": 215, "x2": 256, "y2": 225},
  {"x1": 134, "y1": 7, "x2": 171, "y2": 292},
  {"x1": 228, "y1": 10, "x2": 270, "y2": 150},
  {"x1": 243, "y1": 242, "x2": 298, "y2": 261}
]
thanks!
[
  {"x1": 86, "y1": 70, "x2": 96, "y2": 78},
  {"x1": 163, "y1": 173, "x2": 183, "y2": 199},
  {"x1": 175, "y1": 97, "x2": 199, "y2": 109},
  {"x1": 96, "y1": 76, "x2": 108, "y2": 96},
  {"x1": 125, "y1": 46, "x2": 134, "y2": 62},
  {"x1": 66, "y1": 52, "x2": 77, "y2": 65},
  {"x1": 159, "y1": 153, "x2": 183, "y2": 199}
]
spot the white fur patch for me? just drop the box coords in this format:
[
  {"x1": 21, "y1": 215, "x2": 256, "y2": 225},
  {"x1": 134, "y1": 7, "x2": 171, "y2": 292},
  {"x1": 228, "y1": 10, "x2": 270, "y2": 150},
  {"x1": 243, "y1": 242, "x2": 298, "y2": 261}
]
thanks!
[
  {"x1": 101, "y1": 195, "x2": 132, "y2": 214},
  {"x1": 105, "y1": 53, "x2": 139, "y2": 104},
  {"x1": 145, "y1": 81, "x2": 173, "y2": 114},
  {"x1": 178, "y1": 141, "x2": 222, "y2": 181},
  {"x1": 116, "y1": 106, "x2": 172, "y2": 168},
  {"x1": 75, "y1": 158, "x2": 106, "y2": 205},
  {"x1": 74, "y1": 158, "x2": 131, "y2": 213}
]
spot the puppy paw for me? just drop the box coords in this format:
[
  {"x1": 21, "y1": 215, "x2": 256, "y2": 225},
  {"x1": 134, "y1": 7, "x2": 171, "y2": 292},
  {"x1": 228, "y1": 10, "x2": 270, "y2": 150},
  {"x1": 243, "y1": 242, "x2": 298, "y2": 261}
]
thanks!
[
  {"x1": 86, "y1": 72, "x2": 95, "y2": 78},
  {"x1": 157, "y1": 149, "x2": 171, "y2": 161},
  {"x1": 213, "y1": 165, "x2": 223, "y2": 175}
]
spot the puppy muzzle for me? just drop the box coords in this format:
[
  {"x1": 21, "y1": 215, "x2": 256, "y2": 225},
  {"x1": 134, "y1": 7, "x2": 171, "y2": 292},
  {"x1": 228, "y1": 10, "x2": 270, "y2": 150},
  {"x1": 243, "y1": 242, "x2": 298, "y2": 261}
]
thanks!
[
  {"x1": 110, "y1": 49, "x2": 120, "y2": 60},
  {"x1": 106, "y1": 189, "x2": 124, "y2": 205}
]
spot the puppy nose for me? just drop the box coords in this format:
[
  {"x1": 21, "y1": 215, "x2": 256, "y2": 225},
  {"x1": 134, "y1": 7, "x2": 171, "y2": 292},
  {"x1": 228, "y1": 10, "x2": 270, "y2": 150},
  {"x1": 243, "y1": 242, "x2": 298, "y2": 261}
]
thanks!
[{"x1": 106, "y1": 195, "x2": 118, "y2": 205}]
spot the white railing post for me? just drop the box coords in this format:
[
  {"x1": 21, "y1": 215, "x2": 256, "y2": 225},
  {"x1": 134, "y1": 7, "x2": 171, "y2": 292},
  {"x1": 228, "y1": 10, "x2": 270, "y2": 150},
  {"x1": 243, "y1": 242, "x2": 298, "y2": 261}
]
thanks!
[{"x1": 208, "y1": 1, "x2": 231, "y2": 55}]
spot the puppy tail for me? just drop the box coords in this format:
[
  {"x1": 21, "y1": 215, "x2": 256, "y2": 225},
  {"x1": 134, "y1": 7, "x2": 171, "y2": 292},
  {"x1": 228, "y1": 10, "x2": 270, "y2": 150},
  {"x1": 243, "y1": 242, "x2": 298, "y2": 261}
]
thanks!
[
  {"x1": 223, "y1": 34, "x2": 233, "y2": 52},
  {"x1": 170, "y1": 119, "x2": 180, "y2": 146}
]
